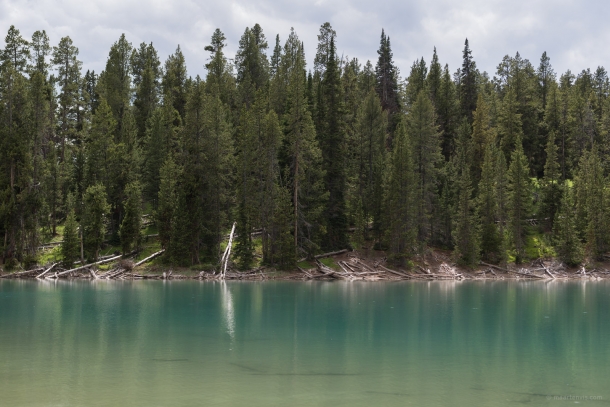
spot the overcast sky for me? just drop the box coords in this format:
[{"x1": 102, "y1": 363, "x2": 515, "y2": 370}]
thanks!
[{"x1": 1, "y1": 0, "x2": 608, "y2": 80}]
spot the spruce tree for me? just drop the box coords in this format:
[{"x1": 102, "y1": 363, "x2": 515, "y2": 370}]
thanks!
[
  {"x1": 375, "y1": 29, "x2": 400, "y2": 135},
  {"x1": 478, "y1": 138, "x2": 502, "y2": 262},
  {"x1": 319, "y1": 36, "x2": 348, "y2": 250},
  {"x1": 61, "y1": 196, "x2": 80, "y2": 269},
  {"x1": 282, "y1": 35, "x2": 326, "y2": 258},
  {"x1": 354, "y1": 88, "x2": 387, "y2": 241},
  {"x1": 156, "y1": 156, "x2": 179, "y2": 250},
  {"x1": 407, "y1": 91, "x2": 442, "y2": 249},
  {"x1": 507, "y1": 136, "x2": 532, "y2": 263},
  {"x1": 553, "y1": 187, "x2": 583, "y2": 266},
  {"x1": 82, "y1": 184, "x2": 110, "y2": 261},
  {"x1": 540, "y1": 131, "x2": 562, "y2": 231},
  {"x1": 383, "y1": 117, "x2": 416, "y2": 265},
  {"x1": 452, "y1": 120, "x2": 478, "y2": 265},
  {"x1": 119, "y1": 182, "x2": 142, "y2": 254},
  {"x1": 460, "y1": 39, "x2": 478, "y2": 123}
]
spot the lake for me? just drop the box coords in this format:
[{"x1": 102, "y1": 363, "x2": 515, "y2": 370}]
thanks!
[{"x1": 1, "y1": 280, "x2": 609, "y2": 406}]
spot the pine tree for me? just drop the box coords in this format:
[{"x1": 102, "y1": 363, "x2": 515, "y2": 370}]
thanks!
[
  {"x1": 375, "y1": 29, "x2": 400, "y2": 135},
  {"x1": 470, "y1": 94, "x2": 494, "y2": 185},
  {"x1": 498, "y1": 87, "x2": 524, "y2": 158},
  {"x1": 460, "y1": 39, "x2": 478, "y2": 123},
  {"x1": 98, "y1": 34, "x2": 132, "y2": 132},
  {"x1": 319, "y1": 36, "x2": 348, "y2": 250},
  {"x1": 476, "y1": 124, "x2": 502, "y2": 262},
  {"x1": 383, "y1": 117, "x2": 416, "y2": 265},
  {"x1": 52, "y1": 36, "x2": 82, "y2": 160},
  {"x1": 574, "y1": 146, "x2": 608, "y2": 259},
  {"x1": 507, "y1": 136, "x2": 532, "y2": 263},
  {"x1": 61, "y1": 195, "x2": 80, "y2": 268},
  {"x1": 156, "y1": 156, "x2": 179, "y2": 250},
  {"x1": 282, "y1": 35, "x2": 326, "y2": 258},
  {"x1": 452, "y1": 120, "x2": 478, "y2": 264},
  {"x1": 162, "y1": 46, "x2": 188, "y2": 120},
  {"x1": 119, "y1": 182, "x2": 142, "y2": 254},
  {"x1": 131, "y1": 42, "x2": 161, "y2": 141},
  {"x1": 408, "y1": 91, "x2": 442, "y2": 249},
  {"x1": 2, "y1": 25, "x2": 30, "y2": 73},
  {"x1": 82, "y1": 184, "x2": 110, "y2": 261},
  {"x1": 540, "y1": 131, "x2": 562, "y2": 231},
  {"x1": 438, "y1": 64, "x2": 458, "y2": 160},
  {"x1": 354, "y1": 88, "x2": 387, "y2": 241},
  {"x1": 553, "y1": 187, "x2": 582, "y2": 266}
]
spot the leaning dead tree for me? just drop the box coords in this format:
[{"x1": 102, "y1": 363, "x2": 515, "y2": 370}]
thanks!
[{"x1": 219, "y1": 222, "x2": 236, "y2": 279}]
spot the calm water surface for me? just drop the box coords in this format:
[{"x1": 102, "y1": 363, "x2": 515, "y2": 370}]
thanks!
[{"x1": 1, "y1": 280, "x2": 609, "y2": 406}]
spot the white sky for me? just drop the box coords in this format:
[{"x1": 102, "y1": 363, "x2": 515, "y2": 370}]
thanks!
[{"x1": 1, "y1": 0, "x2": 608, "y2": 80}]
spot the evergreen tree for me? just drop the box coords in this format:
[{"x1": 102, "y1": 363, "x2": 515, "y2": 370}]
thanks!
[
  {"x1": 460, "y1": 39, "x2": 478, "y2": 123},
  {"x1": 282, "y1": 35, "x2": 326, "y2": 258},
  {"x1": 470, "y1": 94, "x2": 494, "y2": 185},
  {"x1": 540, "y1": 131, "x2": 562, "y2": 231},
  {"x1": 161, "y1": 46, "x2": 188, "y2": 120},
  {"x1": 553, "y1": 187, "x2": 583, "y2": 266},
  {"x1": 407, "y1": 91, "x2": 442, "y2": 249},
  {"x1": 354, "y1": 88, "x2": 387, "y2": 241},
  {"x1": 375, "y1": 29, "x2": 400, "y2": 135},
  {"x1": 2, "y1": 25, "x2": 29, "y2": 73},
  {"x1": 507, "y1": 136, "x2": 532, "y2": 263},
  {"x1": 383, "y1": 117, "x2": 416, "y2": 265},
  {"x1": 82, "y1": 184, "x2": 110, "y2": 261},
  {"x1": 319, "y1": 36, "x2": 348, "y2": 250},
  {"x1": 98, "y1": 34, "x2": 132, "y2": 132},
  {"x1": 131, "y1": 42, "x2": 161, "y2": 141},
  {"x1": 52, "y1": 36, "x2": 82, "y2": 160},
  {"x1": 478, "y1": 139, "x2": 502, "y2": 262},
  {"x1": 574, "y1": 147, "x2": 608, "y2": 259},
  {"x1": 156, "y1": 156, "x2": 179, "y2": 250},
  {"x1": 61, "y1": 195, "x2": 80, "y2": 268},
  {"x1": 119, "y1": 181, "x2": 142, "y2": 254}
]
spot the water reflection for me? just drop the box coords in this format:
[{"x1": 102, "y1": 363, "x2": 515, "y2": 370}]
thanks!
[{"x1": 0, "y1": 280, "x2": 609, "y2": 407}]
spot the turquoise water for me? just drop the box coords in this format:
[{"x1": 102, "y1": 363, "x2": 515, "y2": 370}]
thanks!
[{"x1": 1, "y1": 280, "x2": 609, "y2": 406}]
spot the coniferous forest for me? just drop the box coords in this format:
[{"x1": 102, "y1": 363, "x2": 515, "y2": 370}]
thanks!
[{"x1": 1, "y1": 22, "x2": 608, "y2": 272}]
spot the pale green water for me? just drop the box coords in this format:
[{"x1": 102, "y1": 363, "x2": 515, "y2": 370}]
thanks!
[{"x1": 1, "y1": 280, "x2": 609, "y2": 406}]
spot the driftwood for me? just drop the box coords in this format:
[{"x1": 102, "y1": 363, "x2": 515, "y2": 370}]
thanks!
[
  {"x1": 480, "y1": 262, "x2": 510, "y2": 272},
  {"x1": 56, "y1": 255, "x2": 123, "y2": 277},
  {"x1": 220, "y1": 222, "x2": 237, "y2": 278},
  {"x1": 507, "y1": 269, "x2": 546, "y2": 279},
  {"x1": 36, "y1": 263, "x2": 58, "y2": 279},
  {"x1": 377, "y1": 265, "x2": 413, "y2": 279},
  {"x1": 134, "y1": 249, "x2": 165, "y2": 267},
  {"x1": 0, "y1": 267, "x2": 45, "y2": 278}
]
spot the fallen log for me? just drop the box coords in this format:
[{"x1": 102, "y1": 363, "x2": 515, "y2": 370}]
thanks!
[
  {"x1": 377, "y1": 265, "x2": 413, "y2": 279},
  {"x1": 315, "y1": 249, "x2": 349, "y2": 259},
  {"x1": 507, "y1": 269, "x2": 546, "y2": 279},
  {"x1": 36, "y1": 263, "x2": 58, "y2": 279},
  {"x1": 0, "y1": 267, "x2": 45, "y2": 279},
  {"x1": 297, "y1": 266, "x2": 312, "y2": 278},
  {"x1": 480, "y1": 261, "x2": 510, "y2": 273},
  {"x1": 134, "y1": 249, "x2": 166, "y2": 267},
  {"x1": 56, "y1": 255, "x2": 123, "y2": 277}
]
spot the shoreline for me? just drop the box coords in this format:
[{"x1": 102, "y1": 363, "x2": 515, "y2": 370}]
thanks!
[{"x1": 1, "y1": 250, "x2": 608, "y2": 282}]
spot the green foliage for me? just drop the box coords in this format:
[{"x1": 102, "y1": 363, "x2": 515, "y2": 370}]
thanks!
[
  {"x1": 507, "y1": 136, "x2": 532, "y2": 263},
  {"x1": 61, "y1": 208, "x2": 80, "y2": 268},
  {"x1": 553, "y1": 187, "x2": 583, "y2": 266},
  {"x1": 120, "y1": 182, "x2": 142, "y2": 254},
  {"x1": 82, "y1": 184, "x2": 110, "y2": 261}
]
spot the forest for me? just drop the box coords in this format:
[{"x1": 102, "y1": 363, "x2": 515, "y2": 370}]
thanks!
[{"x1": 0, "y1": 22, "x2": 605, "y2": 273}]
